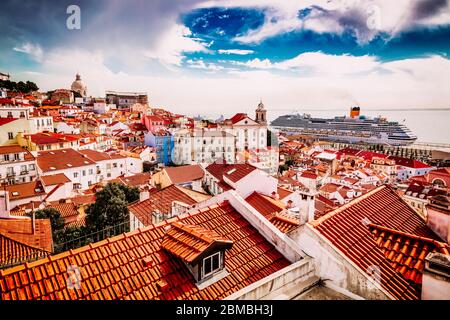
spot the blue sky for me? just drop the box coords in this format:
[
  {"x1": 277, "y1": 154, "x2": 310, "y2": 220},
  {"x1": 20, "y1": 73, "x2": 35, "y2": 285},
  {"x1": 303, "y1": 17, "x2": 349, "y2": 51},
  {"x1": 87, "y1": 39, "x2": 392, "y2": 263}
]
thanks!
[{"x1": 1, "y1": 0, "x2": 450, "y2": 116}]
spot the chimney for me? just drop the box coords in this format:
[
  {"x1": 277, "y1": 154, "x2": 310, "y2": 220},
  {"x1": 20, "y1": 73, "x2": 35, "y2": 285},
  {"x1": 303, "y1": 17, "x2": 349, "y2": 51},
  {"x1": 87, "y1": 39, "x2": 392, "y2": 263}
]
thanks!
[
  {"x1": 140, "y1": 186, "x2": 150, "y2": 202},
  {"x1": 32, "y1": 210, "x2": 36, "y2": 235},
  {"x1": 421, "y1": 252, "x2": 450, "y2": 300},
  {"x1": 307, "y1": 193, "x2": 316, "y2": 223},
  {"x1": 271, "y1": 191, "x2": 280, "y2": 200}
]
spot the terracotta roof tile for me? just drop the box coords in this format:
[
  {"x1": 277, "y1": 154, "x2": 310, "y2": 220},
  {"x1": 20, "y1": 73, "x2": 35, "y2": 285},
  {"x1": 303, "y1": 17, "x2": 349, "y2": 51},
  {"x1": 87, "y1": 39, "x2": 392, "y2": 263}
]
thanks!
[
  {"x1": 0, "y1": 219, "x2": 53, "y2": 268},
  {"x1": 5, "y1": 181, "x2": 46, "y2": 201},
  {"x1": 313, "y1": 185, "x2": 441, "y2": 300},
  {"x1": 206, "y1": 161, "x2": 256, "y2": 185},
  {"x1": 41, "y1": 174, "x2": 71, "y2": 186},
  {"x1": 164, "y1": 165, "x2": 204, "y2": 184},
  {"x1": 0, "y1": 201, "x2": 290, "y2": 300},
  {"x1": 128, "y1": 185, "x2": 207, "y2": 226},
  {"x1": 368, "y1": 224, "x2": 449, "y2": 286},
  {"x1": 161, "y1": 222, "x2": 233, "y2": 264},
  {"x1": 37, "y1": 149, "x2": 96, "y2": 172}
]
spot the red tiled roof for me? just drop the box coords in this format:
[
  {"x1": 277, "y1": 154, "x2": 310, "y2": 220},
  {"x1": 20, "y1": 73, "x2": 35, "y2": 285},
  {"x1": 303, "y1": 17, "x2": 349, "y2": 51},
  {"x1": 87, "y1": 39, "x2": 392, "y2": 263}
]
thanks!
[
  {"x1": 6, "y1": 181, "x2": 46, "y2": 201},
  {"x1": 206, "y1": 161, "x2": 256, "y2": 184},
  {"x1": 28, "y1": 132, "x2": 79, "y2": 145},
  {"x1": 245, "y1": 192, "x2": 298, "y2": 233},
  {"x1": 128, "y1": 185, "x2": 203, "y2": 226},
  {"x1": 368, "y1": 224, "x2": 449, "y2": 286},
  {"x1": 0, "y1": 118, "x2": 18, "y2": 126},
  {"x1": 0, "y1": 201, "x2": 290, "y2": 300},
  {"x1": 164, "y1": 165, "x2": 204, "y2": 184},
  {"x1": 161, "y1": 222, "x2": 233, "y2": 264},
  {"x1": 0, "y1": 219, "x2": 53, "y2": 268},
  {"x1": 312, "y1": 185, "x2": 441, "y2": 300},
  {"x1": 71, "y1": 194, "x2": 96, "y2": 206},
  {"x1": 300, "y1": 171, "x2": 317, "y2": 179},
  {"x1": 41, "y1": 173, "x2": 71, "y2": 186},
  {"x1": 37, "y1": 149, "x2": 96, "y2": 172},
  {"x1": 277, "y1": 187, "x2": 293, "y2": 200},
  {"x1": 228, "y1": 113, "x2": 248, "y2": 124},
  {"x1": 388, "y1": 156, "x2": 432, "y2": 169},
  {"x1": 112, "y1": 172, "x2": 152, "y2": 188},
  {"x1": 0, "y1": 145, "x2": 33, "y2": 160}
]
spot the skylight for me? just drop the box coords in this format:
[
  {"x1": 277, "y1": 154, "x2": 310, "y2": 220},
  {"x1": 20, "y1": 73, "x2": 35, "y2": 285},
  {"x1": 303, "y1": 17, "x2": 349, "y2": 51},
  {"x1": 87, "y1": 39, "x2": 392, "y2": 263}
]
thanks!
[
  {"x1": 50, "y1": 166, "x2": 56, "y2": 170},
  {"x1": 67, "y1": 164, "x2": 73, "y2": 167},
  {"x1": 226, "y1": 168, "x2": 236, "y2": 175}
]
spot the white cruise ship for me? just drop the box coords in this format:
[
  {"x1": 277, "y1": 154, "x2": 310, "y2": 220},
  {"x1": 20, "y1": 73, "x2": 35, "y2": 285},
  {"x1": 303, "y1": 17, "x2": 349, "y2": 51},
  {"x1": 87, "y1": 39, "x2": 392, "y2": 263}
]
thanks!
[{"x1": 271, "y1": 107, "x2": 418, "y2": 146}]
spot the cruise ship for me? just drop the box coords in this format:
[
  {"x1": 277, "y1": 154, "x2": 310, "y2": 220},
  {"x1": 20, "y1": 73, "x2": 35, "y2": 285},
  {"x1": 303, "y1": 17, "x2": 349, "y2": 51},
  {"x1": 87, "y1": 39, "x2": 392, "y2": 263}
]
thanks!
[{"x1": 271, "y1": 107, "x2": 418, "y2": 146}]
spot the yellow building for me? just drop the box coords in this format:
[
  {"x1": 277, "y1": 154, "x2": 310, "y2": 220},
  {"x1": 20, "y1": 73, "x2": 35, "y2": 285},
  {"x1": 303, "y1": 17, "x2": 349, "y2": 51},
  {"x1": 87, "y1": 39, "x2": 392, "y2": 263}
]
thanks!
[{"x1": 17, "y1": 132, "x2": 80, "y2": 151}]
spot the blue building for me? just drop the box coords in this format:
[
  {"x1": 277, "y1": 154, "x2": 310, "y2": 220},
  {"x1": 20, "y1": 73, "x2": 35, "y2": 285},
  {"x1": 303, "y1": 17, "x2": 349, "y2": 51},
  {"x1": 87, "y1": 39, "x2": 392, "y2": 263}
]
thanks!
[{"x1": 144, "y1": 131, "x2": 174, "y2": 165}]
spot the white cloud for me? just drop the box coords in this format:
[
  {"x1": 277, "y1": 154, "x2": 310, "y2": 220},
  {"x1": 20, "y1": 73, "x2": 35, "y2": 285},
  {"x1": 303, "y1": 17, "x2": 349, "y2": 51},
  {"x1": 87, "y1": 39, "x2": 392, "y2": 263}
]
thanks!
[
  {"x1": 236, "y1": 52, "x2": 380, "y2": 76},
  {"x1": 198, "y1": 0, "x2": 450, "y2": 44},
  {"x1": 186, "y1": 59, "x2": 224, "y2": 71},
  {"x1": 144, "y1": 24, "x2": 210, "y2": 66},
  {"x1": 13, "y1": 42, "x2": 44, "y2": 62},
  {"x1": 218, "y1": 49, "x2": 254, "y2": 55},
  {"x1": 24, "y1": 48, "x2": 450, "y2": 115}
]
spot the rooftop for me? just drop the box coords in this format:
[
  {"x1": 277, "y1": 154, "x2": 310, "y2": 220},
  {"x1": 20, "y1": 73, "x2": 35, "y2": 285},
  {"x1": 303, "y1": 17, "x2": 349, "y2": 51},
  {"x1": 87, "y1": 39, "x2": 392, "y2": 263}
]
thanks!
[
  {"x1": 312, "y1": 185, "x2": 442, "y2": 300},
  {"x1": 6, "y1": 181, "x2": 46, "y2": 201},
  {"x1": 128, "y1": 185, "x2": 210, "y2": 226},
  {"x1": 0, "y1": 218, "x2": 53, "y2": 268},
  {"x1": 164, "y1": 165, "x2": 204, "y2": 184},
  {"x1": 37, "y1": 148, "x2": 96, "y2": 172},
  {"x1": 0, "y1": 201, "x2": 290, "y2": 300}
]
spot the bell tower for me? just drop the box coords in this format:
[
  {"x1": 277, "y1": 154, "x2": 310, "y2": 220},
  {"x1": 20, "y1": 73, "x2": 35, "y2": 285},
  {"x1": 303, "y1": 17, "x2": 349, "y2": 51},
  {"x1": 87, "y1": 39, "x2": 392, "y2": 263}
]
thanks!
[{"x1": 255, "y1": 99, "x2": 267, "y2": 125}]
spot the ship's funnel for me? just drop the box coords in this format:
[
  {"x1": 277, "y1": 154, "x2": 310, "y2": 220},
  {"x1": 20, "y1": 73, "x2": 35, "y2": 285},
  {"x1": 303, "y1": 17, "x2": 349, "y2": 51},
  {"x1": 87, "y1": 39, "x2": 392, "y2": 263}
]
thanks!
[{"x1": 350, "y1": 106, "x2": 360, "y2": 118}]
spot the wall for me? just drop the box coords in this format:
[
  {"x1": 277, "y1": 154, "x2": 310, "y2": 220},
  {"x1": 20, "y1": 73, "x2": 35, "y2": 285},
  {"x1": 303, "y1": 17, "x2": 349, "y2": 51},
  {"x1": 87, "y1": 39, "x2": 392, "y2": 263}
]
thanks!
[
  {"x1": 194, "y1": 190, "x2": 304, "y2": 263},
  {"x1": 426, "y1": 207, "x2": 450, "y2": 243},
  {"x1": 289, "y1": 224, "x2": 392, "y2": 300},
  {"x1": 224, "y1": 259, "x2": 315, "y2": 300}
]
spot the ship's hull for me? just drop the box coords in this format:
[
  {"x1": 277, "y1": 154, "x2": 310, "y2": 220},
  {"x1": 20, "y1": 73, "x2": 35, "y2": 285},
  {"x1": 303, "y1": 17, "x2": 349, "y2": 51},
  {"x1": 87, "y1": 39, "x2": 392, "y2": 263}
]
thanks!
[{"x1": 271, "y1": 115, "x2": 418, "y2": 146}]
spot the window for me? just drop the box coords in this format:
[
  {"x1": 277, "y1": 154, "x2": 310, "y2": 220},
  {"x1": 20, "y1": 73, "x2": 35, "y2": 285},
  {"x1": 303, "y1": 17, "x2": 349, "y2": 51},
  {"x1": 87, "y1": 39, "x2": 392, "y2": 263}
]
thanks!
[
  {"x1": 202, "y1": 252, "x2": 221, "y2": 278},
  {"x1": 20, "y1": 111, "x2": 25, "y2": 118},
  {"x1": 7, "y1": 112, "x2": 13, "y2": 118},
  {"x1": 89, "y1": 169, "x2": 93, "y2": 175},
  {"x1": 59, "y1": 143, "x2": 64, "y2": 148},
  {"x1": 46, "y1": 145, "x2": 51, "y2": 150},
  {"x1": 39, "y1": 145, "x2": 44, "y2": 151},
  {"x1": 82, "y1": 170, "x2": 86, "y2": 176},
  {"x1": 29, "y1": 164, "x2": 35, "y2": 171},
  {"x1": 14, "y1": 153, "x2": 20, "y2": 160},
  {"x1": 113, "y1": 163, "x2": 117, "y2": 168},
  {"x1": 4, "y1": 154, "x2": 9, "y2": 161},
  {"x1": 8, "y1": 132, "x2": 13, "y2": 140},
  {"x1": 74, "y1": 172, "x2": 78, "y2": 178}
]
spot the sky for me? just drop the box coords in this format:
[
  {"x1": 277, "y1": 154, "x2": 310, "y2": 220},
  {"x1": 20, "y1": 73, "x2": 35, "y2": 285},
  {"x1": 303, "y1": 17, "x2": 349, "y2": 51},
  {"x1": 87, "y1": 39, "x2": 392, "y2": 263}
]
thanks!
[{"x1": 1, "y1": 0, "x2": 450, "y2": 118}]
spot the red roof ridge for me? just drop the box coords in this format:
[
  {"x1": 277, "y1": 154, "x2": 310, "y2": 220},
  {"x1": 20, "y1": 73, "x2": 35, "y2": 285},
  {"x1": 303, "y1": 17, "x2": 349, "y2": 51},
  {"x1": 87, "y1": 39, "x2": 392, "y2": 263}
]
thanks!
[
  {"x1": 368, "y1": 223, "x2": 450, "y2": 254},
  {"x1": 310, "y1": 185, "x2": 387, "y2": 227},
  {"x1": 271, "y1": 212, "x2": 300, "y2": 226}
]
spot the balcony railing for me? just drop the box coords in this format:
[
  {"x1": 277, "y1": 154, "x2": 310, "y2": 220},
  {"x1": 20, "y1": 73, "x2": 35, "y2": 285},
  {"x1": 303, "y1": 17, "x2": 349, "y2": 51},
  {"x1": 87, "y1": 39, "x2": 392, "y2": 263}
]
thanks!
[
  {"x1": 20, "y1": 170, "x2": 29, "y2": 175},
  {"x1": 6, "y1": 172, "x2": 16, "y2": 177}
]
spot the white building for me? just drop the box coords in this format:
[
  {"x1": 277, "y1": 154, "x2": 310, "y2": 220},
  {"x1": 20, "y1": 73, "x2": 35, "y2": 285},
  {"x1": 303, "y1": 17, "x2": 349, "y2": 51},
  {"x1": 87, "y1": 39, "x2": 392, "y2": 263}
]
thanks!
[
  {"x1": 37, "y1": 148, "x2": 98, "y2": 191},
  {"x1": 0, "y1": 145, "x2": 37, "y2": 185},
  {"x1": 172, "y1": 129, "x2": 235, "y2": 165}
]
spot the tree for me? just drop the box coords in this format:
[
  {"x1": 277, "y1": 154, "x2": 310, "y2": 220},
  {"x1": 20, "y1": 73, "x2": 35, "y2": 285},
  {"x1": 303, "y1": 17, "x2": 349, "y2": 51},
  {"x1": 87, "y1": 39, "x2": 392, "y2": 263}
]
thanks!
[
  {"x1": 85, "y1": 183, "x2": 131, "y2": 231},
  {"x1": 117, "y1": 183, "x2": 140, "y2": 204},
  {"x1": 32, "y1": 208, "x2": 65, "y2": 243}
]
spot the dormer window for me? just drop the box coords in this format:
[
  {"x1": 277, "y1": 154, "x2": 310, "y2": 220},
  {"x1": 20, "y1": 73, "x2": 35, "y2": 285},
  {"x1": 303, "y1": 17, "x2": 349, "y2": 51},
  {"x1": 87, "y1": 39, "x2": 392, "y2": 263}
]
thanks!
[{"x1": 161, "y1": 222, "x2": 233, "y2": 286}]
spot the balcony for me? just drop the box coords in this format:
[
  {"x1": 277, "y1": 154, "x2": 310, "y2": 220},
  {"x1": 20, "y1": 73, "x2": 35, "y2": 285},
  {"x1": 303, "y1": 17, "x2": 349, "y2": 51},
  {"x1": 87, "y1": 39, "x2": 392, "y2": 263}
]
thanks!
[
  {"x1": 20, "y1": 170, "x2": 29, "y2": 175},
  {"x1": 6, "y1": 172, "x2": 16, "y2": 177}
]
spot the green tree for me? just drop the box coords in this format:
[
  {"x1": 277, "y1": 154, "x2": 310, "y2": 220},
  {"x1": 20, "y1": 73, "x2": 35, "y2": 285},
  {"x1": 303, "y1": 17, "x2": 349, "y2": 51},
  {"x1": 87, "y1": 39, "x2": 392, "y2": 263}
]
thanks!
[
  {"x1": 32, "y1": 208, "x2": 65, "y2": 243},
  {"x1": 117, "y1": 183, "x2": 140, "y2": 203},
  {"x1": 85, "y1": 183, "x2": 131, "y2": 231}
]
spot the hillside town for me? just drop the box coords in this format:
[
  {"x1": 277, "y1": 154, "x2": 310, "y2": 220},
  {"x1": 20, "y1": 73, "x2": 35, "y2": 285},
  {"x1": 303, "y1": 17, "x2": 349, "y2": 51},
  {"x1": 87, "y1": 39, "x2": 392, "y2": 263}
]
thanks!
[{"x1": 0, "y1": 73, "x2": 449, "y2": 301}]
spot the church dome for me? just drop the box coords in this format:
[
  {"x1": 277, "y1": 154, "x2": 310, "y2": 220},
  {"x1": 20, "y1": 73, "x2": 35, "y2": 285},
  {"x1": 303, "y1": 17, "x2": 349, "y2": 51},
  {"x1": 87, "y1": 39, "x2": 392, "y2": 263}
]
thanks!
[{"x1": 71, "y1": 73, "x2": 87, "y2": 97}]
